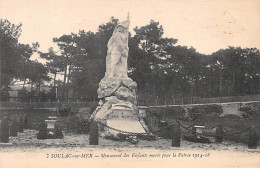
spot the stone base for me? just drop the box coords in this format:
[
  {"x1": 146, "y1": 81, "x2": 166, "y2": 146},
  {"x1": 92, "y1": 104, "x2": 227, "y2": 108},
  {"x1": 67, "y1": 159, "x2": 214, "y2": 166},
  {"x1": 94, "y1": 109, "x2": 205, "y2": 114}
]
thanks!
[
  {"x1": 98, "y1": 77, "x2": 137, "y2": 104},
  {"x1": 91, "y1": 76, "x2": 152, "y2": 142},
  {"x1": 0, "y1": 143, "x2": 12, "y2": 146},
  {"x1": 37, "y1": 129, "x2": 63, "y2": 140}
]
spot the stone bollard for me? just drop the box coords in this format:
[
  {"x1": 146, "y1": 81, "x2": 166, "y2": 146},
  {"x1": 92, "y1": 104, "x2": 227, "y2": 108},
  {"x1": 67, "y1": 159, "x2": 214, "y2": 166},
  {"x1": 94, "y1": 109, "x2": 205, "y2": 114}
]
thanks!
[
  {"x1": 171, "y1": 123, "x2": 181, "y2": 147},
  {"x1": 0, "y1": 117, "x2": 10, "y2": 143},
  {"x1": 192, "y1": 126, "x2": 196, "y2": 135},
  {"x1": 24, "y1": 115, "x2": 29, "y2": 129},
  {"x1": 10, "y1": 117, "x2": 18, "y2": 137},
  {"x1": 54, "y1": 124, "x2": 64, "y2": 139},
  {"x1": 215, "y1": 124, "x2": 223, "y2": 143},
  {"x1": 37, "y1": 122, "x2": 48, "y2": 140},
  {"x1": 18, "y1": 116, "x2": 24, "y2": 133},
  {"x1": 89, "y1": 121, "x2": 99, "y2": 145},
  {"x1": 248, "y1": 126, "x2": 258, "y2": 149}
]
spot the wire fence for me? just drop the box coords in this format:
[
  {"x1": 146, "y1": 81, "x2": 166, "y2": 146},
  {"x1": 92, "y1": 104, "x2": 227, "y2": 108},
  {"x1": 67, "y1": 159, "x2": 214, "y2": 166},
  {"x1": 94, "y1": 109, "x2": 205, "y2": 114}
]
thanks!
[
  {"x1": 137, "y1": 94, "x2": 260, "y2": 106},
  {"x1": 1, "y1": 94, "x2": 259, "y2": 109},
  {"x1": 0, "y1": 101, "x2": 96, "y2": 109}
]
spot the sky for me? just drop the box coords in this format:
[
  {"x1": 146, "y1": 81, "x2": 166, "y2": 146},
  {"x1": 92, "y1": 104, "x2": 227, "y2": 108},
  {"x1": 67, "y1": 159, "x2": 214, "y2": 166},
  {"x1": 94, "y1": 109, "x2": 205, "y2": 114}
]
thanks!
[{"x1": 0, "y1": 0, "x2": 260, "y2": 56}]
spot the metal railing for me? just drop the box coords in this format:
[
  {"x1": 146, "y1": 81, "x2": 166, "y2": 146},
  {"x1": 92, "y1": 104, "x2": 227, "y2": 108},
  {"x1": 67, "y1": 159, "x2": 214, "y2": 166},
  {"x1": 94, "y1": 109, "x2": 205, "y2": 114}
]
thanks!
[
  {"x1": 137, "y1": 94, "x2": 260, "y2": 106},
  {"x1": 1, "y1": 94, "x2": 259, "y2": 109},
  {"x1": 0, "y1": 101, "x2": 97, "y2": 109}
]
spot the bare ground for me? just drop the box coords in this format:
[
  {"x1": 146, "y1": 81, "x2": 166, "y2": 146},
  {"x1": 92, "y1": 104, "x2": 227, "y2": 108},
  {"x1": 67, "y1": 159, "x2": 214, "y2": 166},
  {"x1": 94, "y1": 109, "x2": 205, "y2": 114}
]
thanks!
[{"x1": 0, "y1": 129, "x2": 259, "y2": 168}]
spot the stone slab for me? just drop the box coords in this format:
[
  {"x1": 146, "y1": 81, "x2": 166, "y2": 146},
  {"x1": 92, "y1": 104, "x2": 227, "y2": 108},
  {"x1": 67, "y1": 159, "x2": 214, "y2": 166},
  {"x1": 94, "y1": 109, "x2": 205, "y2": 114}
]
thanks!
[
  {"x1": 105, "y1": 120, "x2": 146, "y2": 135},
  {"x1": 0, "y1": 143, "x2": 12, "y2": 146}
]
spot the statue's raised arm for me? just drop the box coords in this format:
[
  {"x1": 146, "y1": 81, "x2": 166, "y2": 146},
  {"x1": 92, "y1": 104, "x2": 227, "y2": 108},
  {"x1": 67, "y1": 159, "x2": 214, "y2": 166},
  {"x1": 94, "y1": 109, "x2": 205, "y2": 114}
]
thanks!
[{"x1": 105, "y1": 14, "x2": 130, "y2": 78}]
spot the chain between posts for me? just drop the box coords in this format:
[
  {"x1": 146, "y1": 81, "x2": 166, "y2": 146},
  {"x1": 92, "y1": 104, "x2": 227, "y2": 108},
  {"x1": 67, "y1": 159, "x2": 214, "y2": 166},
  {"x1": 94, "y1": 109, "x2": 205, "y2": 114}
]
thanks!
[
  {"x1": 223, "y1": 126, "x2": 252, "y2": 136},
  {"x1": 177, "y1": 121, "x2": 196, "y2": 131},
  {"x1": 177, "y1": 121, "x2": 252, "y2": 136},
  {"x1": 96, "y1": 121, "x2": 174, "y2": 136},
  {"x1": 4, "y1": 115, "x2": 254, "y2": 137}
]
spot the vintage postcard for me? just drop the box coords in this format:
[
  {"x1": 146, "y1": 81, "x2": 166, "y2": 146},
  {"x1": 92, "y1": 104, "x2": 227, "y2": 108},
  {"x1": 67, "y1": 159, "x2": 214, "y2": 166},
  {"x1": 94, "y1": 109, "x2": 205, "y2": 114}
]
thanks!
[{"x1": 0, "y1": 0, "x2": 259, "y2": 168}]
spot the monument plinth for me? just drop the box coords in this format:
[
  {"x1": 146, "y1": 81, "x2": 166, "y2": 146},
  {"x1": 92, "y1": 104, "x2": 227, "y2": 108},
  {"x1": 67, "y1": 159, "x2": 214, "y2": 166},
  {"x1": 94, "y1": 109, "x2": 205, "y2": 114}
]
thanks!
[{"x1": 91, "y1": 14, "x2": 148, "y2": 139}]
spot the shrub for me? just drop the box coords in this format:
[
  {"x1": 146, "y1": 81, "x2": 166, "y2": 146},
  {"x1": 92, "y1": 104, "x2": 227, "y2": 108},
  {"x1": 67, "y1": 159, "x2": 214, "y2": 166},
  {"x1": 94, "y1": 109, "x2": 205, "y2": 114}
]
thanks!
[
  {"x1": 239, "y1": 103, "x2": 260, "y2": 119},
  {"x1": 18, "y1": 88, "x2": 28, "y2": 102},
  {"x1": 163, "y1": 106, "x2": 186, "y2": 119},
  {"x1": 89, "y1": 103, "x2": 99, "y2": 114},
  {"x1": 147, "y1": 106, "x2": 186, "y2": 120},
  {"x1": 188, "y1": 104, "x2": 223, "y2": 121},
  {"x1": 221, "y1": 114, "x2": 242, "y2": 120},
  {"x1": 0, "y1": 88, "x2": 9, "y2": 102},
  {"x1": 147, "y1": 107, "x2": 164, "y2": 119},
  {"x1": 55, "y1": 115, "x2": 90, "y2": 134},
  {"x1": 57, "y1": 104, "x2": 72, "y2": 117},
  {"x1": 144, "y1": 108, "x2": 160, "y2": 132}
]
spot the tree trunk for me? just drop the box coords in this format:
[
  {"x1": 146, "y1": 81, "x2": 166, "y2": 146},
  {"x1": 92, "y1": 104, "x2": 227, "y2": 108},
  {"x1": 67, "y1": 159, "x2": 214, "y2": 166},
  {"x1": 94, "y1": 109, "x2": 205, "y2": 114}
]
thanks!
[
  {"x1": 219, "y1": 68, "x2": 223, "y2": 96},
  {"x1": 190, "y1": 82, "x2": 193, "y2": 104},
  {"x1": 31, "y1": 81, "x2": 33, "y2": 92},
  {"x1": 23, "y1": 78, "x2": 26, "y2": 88},
  {"x1": 62, "y1": 64, "x2": 68, "y2": 100},
  {"x1": 232, "y1": 71, "x2": 236, "y2": 95},
  {"x1": 66, "y1": 65, "x2": 71, "y2": 101},
  {"x1": 53, "y1": 72, "x2": 57, "y2": 89}
]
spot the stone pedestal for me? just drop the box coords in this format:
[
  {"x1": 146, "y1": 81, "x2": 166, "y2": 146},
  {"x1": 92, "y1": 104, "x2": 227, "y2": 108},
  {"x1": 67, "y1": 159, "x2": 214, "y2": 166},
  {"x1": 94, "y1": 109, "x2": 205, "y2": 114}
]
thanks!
[
  {"x1": 37, "y1": 116, "x2": 63, "y2": 139},
  {"x1": 91, "y1": 77, "x2": 147, "y2": 138}
]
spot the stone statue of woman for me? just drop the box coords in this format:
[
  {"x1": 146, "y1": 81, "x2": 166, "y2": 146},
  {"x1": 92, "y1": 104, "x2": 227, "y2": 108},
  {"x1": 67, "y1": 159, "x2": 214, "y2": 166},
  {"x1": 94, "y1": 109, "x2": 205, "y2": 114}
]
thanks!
[{"x1": 105, "y1": 15, "x2": 130, "y2": 78}]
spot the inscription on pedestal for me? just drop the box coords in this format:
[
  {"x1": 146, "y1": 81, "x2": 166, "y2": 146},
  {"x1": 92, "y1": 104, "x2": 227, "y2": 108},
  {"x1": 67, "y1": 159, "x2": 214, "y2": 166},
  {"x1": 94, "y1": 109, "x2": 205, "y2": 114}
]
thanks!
[
  {"x1": 105, "y1": 103, "x2": 146, "y2": 134},
  {"x1": 107, "y1": 104, "x2": 138, "y2": 120}
]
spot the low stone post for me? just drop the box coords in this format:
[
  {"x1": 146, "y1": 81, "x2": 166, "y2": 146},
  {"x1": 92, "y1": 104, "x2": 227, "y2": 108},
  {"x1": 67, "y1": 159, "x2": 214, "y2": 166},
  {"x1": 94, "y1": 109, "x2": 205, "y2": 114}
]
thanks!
[
  {"x1": 24, "y1": 115, "x2": 29, "y2": 129},
  {"x1": 215, "y1": 124, "x2": 223, "y2": 143},
  {"x1": 89, "y1": 121, "x2": 99, "y2": 145},
  {"x1": 248, "y1": 126, "x2": 258, "y2": 149},
  {"x1": 54, "y1": 124, "x2": 64, "y2": 139},
  {"x1": 0, "y1": 117, "x2": 9, "y2": 143},
  {"x1": 10, "y1": 117, "x2": 18, "y2": 137},
  {"x1": 37, "y1": 122, "x2": 48, "y2": 140},
  {"x1": 171, "y1": 123, "x2": 181, "y2": 147},
  {"x1": 18, "y1": 116, "x2": 24, "y2": 133},
  {"x1": 192, "y1": 126, "x2": 196, "y2": 135}
]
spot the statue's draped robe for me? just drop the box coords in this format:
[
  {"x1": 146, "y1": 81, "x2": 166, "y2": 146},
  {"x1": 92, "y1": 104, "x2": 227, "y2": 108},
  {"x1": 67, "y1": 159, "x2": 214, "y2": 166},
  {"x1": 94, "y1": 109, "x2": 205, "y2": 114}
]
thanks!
[{"x1": 105, "y1": 24, "x2": 129, "y2": 78}]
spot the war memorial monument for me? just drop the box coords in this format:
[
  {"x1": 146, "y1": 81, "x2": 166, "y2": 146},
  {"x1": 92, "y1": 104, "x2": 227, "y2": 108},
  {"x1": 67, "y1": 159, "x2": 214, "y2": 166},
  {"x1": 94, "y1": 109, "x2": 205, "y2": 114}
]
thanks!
[{"x1": 90, "y1": 14, "x2": 149, "y2": 139}]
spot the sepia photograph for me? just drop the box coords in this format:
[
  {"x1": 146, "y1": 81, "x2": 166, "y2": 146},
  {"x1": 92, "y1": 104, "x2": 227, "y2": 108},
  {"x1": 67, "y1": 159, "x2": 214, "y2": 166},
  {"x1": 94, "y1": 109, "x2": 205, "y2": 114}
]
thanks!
[{"x1": 0, "y1": 0, "x2": 260, "y2": 168}]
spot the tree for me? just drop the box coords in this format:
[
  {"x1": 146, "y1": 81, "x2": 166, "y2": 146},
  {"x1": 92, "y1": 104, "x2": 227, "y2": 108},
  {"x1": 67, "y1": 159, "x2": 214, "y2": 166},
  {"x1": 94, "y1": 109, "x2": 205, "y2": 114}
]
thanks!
[
  {"x1": 128, "y1": 20, "x2": 178, "y2": 104},
  {"x1": 15, "y1": 43, "x2": 34, "y2": 87},
  {"x1": 0, "y1": 19, "x2": 46, "y2": 101},
  {"x1": 41, "y1": 17, "x2": 260, "y2": 104},
  {"x1": 208, "y1": 47, "x2": 260, "y2": 96},
  {"x1": 52, "y1": 33, "x2": 80, "y2": 100},
  {"x1": 70, "y1": 17, "x2": 118, "y2": 101},
  {"x1": 0, "y1": 19, "x2": 22, "y2": 88},
  {"x1": 165, "y1": 46, "x2": 204, "y2": 99},
  {"x1": 40, "y1": 48, "x2": 64, "y2": 89}
]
